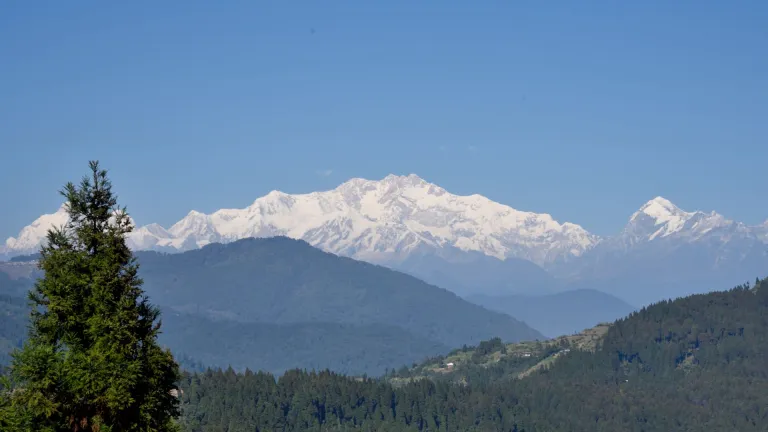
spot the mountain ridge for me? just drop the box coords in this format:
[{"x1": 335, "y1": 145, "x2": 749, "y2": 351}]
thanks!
[
  {"x1": 5, "y1": 176, "x2": 766, "y2": 265},
  {"x1": 2, "y1": 174, "x2": 599, "y2": 265},
  {"x1": 3, "y1": 175, "x2": 766, "y2": 305},
  {"x1": 133, "y1": 236, "x2": 545, "y2": 346},
  {"x1": 0, "y1": 237, "x2": 543, "y2": 375}
]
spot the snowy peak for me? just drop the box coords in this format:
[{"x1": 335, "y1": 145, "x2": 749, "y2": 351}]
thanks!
[
  {"x1": 4, "y1": 204, "x2": 69, "y2": 254},
  {"x1": 4, "y1": 205, "x2": 152, "y2": 256},
  {"x1": 1, "y1": 174, "x2": 600, "y2": 265},
  {"x1": 5, "y1": 177, "x2": 764, "y2": 269},
  {"x1": 626, "y1": 196, "x2": 692, "y2": 240},
  {"x1": 135, "y1": 223, "x2": 172, "y2": 239},
  {"x1": 149, "y1": 174, "x2": 598, "y2": 265},
  {"x1": 379, "y1": 173, "x2": 427, "y2": 185},
  {"x1": 624, "y1": 197, "x2": 735, "y2": 243},
  {"x1": 333, "y1": 174, "x2": 443, "y2": 208},
  {"x1": 126, "y1": 223, "x2": 175, "y2": 251},
  {"x1": 632, "y1": 196, "x2": 690, "y2": 223}
]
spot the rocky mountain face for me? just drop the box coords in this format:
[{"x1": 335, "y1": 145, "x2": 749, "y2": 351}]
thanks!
[{"x1": 3, "y1": 175, "x2": 766, "y2": 306}]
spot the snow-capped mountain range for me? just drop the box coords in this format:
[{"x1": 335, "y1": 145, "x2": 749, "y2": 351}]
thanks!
[
  {"x1": 2, "y1": 174, "x2": 766, "y2": 263},
  {"x1": 2, "y1": 174, "x2": 600, "y2": 266},
  {"x1": 2, "y1": 174, "x2": 766, "y2": 305},
  {"x1": 617, "y1": 196, "x2": 759, "y2": 248}
]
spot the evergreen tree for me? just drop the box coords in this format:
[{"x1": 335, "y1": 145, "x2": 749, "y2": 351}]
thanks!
[{"x1": 3, "y1": 161, "x2": 180, "y2": 431}]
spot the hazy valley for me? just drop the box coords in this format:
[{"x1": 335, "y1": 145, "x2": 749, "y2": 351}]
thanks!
[
  {"x1": 1, "y1": 237, "x2": 544, "y2": 376},
  {"x1": 4, "y1": 174, "x2": 767, "y2": 321}
]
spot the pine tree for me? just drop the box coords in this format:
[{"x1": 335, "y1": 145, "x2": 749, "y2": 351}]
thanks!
[{"x1": 4, "y1": 161, "x2": 180, "y2": 431}]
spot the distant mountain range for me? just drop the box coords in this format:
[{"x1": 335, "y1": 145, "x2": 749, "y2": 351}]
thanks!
[
  {"x1": 1, "y1": 174, "x2": 597, "y2": 266},
  {"x1": 3, "y1": 174, "x2": 767, "y2": 306},
  {"x1": 468, "y1": 289, "x2": 636, "y2": 338},
  {"x1": 0, "y1": 237, "x2": 543, "y2": 376}
]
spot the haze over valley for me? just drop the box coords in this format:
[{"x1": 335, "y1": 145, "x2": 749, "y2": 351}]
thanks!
[{"x1": 4, "y1": 174, "x2": 766, "y2": 311}]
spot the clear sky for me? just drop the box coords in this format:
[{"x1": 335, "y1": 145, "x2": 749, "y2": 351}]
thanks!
[{"x1": 1, "y1": 0, "x2": 767, "y2": 239}]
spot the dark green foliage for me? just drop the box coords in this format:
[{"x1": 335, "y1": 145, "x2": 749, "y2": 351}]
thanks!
[
  {"x1": 135, "y1": 237, "x2": 544, "y2": 348},
  {"x1": 473, "y1": 337, "x2": 504, "y2": 357},
  {"x1": 177, "y1": 278, "x2": 768, "y2": 431},
  {"x1": 1, "y1": 162, "x2": 180, "y2": 432},
  {"x1": 387, "y1": 336, "x2": 562, "y2": 388},
  {"x1": 179, "y1": 368, "x2": 526, "y2": 432},
  {"x1": 504, "y1": 280, "x2": 768, "y2": 431}
]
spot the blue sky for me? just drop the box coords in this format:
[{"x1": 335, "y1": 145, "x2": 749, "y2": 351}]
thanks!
[{"x1": 1, "y1": 0, "x2": 767, "y2": 239}]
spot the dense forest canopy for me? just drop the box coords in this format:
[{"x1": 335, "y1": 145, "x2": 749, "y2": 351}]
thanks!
[{"x1": 177, "y1": 278, "x2": 768, "y2": 431}]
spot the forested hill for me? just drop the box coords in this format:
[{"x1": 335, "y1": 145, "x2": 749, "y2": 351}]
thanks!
[
  {"x1": 178, "y1": 278, "x2": 768, "y2": 431},
  {"x1": 135, "y1": 237, "x2": 544, "y2": 347},
  {"x1": 1, "y1": 238, "x2": 543, "y2": 376}
]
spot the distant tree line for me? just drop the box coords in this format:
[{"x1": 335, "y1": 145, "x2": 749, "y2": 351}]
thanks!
[{"x1": 177, "y1": 278, "x2": 768, "y2": 431}]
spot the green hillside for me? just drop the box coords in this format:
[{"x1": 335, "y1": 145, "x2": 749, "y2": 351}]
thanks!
[
  {"x1": 0, "y1": 275, "x2": 449, "y2": 377},
  {"x1": 135, "y1": 237, "x2": 544, "y2": 348},
  {"x1": 387, "y1": 323, "x2": 610, "y2": 386},
  {"x1": 177, "y1": 277, "x2": 768, "y2": 431},
  {"x1": 1, "y1": 237, "x2": 543, "y2": 376}
]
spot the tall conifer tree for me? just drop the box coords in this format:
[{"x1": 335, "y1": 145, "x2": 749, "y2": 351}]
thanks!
[{"x1": 5, "y1": 161, "x2": 180, "y2": 431}]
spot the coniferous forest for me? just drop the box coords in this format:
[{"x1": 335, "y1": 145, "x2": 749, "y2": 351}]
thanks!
[{"x1": 177, "y1": 279, "x2": 768, "y2": 432}]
